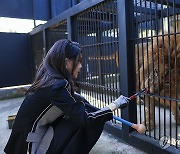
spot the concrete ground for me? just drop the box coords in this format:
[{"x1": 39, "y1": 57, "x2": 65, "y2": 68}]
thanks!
[{"x1": 0, "y1": 97, "x2": 146, "y2": 154}]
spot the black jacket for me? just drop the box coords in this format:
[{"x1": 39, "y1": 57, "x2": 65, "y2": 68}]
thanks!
[{"x1": 4, "y1": 79, "x2": 113, "y2": 154}]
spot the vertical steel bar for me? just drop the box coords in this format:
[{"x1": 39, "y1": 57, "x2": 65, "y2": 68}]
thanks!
[
  {"x1": 67, "y1": 17, "x2": 72, "y2": 40},
  {"x1": 89, "y1": 17, "x2": 93, "y2": 106},
  {"x1": 81, "y1": 12, "x2": 86, "y2": 97},
  {"x1": 42, "y1": 29, "x2": 47, "y2": 57},
  {"x1": 110, "y1": 0, "x2": 117, "y2": 117},
  {"x1": 148, "y1": 1, "x2": 154, "y2": 136},
  {"x1": 160, "y1": 0, "x2": 166, "y2": 138},
  {"x1": 117, "y1": 0, "x2": 136, "y2": 139},
  {"x1": 95, "y1": 5, "x2": 100, "y2": 108},
  {"x1": 91, "y1": 8, "x2": 96, "y2": 107},
  {"x1": 107, "y1": 0, "x2": 113, "y2": 108},
  {"x1": 136, "y1": 0, "x2": 143, "y2": 126},
  {"x1": 99, "y1": 2, "x2": 103, "y2": 109},
  {"x1": 32, "y1": 0, "x2": 36, "y2": 27},
  {"x1": 140, "y1": 0, "x2": 148, "y2": 135},
  {"x1": 112, "y1": 0, "x2": 120, "y2": 118},
  {"x1": 155, "y1": 0, "x2": 159, "y2": 139},
  {"x1": 167, "y1": 0, "x2": 172, "y2": 145},
  {"x1": 110, "y1": 1, "x2": 115, "y2": 99},
  {"x1": 85, "y1": 10, "x2": 89, "y2": 102},
  {"x1": 144, "y1": 0, "x2": 151, "y2": 137},
  {"x1": 141, "y1": 0, "x2": 148, "y2": 136},
  {"x1": 172, "y1": 0, "x2": 178, "y2": 148},
  {"x1": 96, "y1": 4, "x2": 100, "y2": 109},
  {"x1": 92, "y1": 8, "x2": 96, "y2": 107},
  {"x1": 101, "y1": 2, "x2": 106, "y2": 108},
  {"x1": 107, "y1": 1, "x2": 113, "y2": 108}
]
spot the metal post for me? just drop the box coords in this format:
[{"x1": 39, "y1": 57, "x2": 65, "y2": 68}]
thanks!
[
  {"x1": 67, "y1": 17, "x2": 72, "y2": 40},
  {"x1": 32, "y1": 0, "x2": 36, "y2": 27},
  {"x1": 117, "y1": 0, "x2": 136, "y2": 140},
  {"x1": 42, "y1": 29, "x2": 47, "y2": 56}
]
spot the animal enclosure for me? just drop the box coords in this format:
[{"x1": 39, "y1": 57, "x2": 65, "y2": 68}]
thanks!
[{"x1": 30, "y1": 0, "x2": 180, "y2": 153}]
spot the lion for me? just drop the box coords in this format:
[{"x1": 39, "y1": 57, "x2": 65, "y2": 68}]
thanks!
[{"x1": 136, "y1": 34, "x2": 180, "y2": 130}]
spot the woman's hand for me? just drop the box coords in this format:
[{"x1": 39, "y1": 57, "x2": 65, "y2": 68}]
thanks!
[
  {"x1": 113, "y1": 95, "x2": 130, "y2": 108},
  {"x1": 107, "y1": 95, "x2": 130, "y2": 111}
]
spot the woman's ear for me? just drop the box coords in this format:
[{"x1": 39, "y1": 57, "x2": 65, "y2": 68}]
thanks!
[
  {"x1": 65, "y1": 58, "x2": 73, "y2": 73},
  {"x1": 65, "y1": 58, "x2": 68, "y2": 66},
  {"x1": 65, "y1": 58, "x2": 70, "y2": 69}
]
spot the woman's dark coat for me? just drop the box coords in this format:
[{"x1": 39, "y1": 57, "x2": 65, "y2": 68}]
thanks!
[{"x1": 4, "y1": 79, "x2": 113, "y2": 154}]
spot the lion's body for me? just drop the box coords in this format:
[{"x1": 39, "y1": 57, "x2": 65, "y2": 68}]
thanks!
[{"x1": 136, "y1": 35, "x2": 180, "y2": 129}]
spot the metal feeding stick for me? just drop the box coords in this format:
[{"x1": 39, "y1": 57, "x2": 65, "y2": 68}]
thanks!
[{"x1": 113, "y1": 88, "x2": 148, "y2": 134}]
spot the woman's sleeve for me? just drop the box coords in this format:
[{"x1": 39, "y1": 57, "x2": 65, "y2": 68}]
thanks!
[{"x1": 51, "y1": 85, "x2": 113, "y2": 128}]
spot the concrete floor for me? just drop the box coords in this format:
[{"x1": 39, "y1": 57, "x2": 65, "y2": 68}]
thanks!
[
  {"x1": 0, "y1": 97, "x2": 146, "y2": 154},
  {"x1": 0, "y1": 97, "x2": 23, "y2": 153}
]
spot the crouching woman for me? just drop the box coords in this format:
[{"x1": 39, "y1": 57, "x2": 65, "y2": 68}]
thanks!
[{"x1": 4, "y1": 39, "x2": 129, "y2": 154}]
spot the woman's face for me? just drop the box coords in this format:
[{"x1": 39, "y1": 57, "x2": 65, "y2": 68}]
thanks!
[{"x1": 66, "y1": 58, "x2": 82, "y2": 79}]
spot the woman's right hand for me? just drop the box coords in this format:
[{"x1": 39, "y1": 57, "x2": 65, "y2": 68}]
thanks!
[
  {"x1": 113, "y1": 95, "x2": 130, "y2": 108},
  {"x1": 107, "y1": 95, "x2": 130, "y2": 111}
]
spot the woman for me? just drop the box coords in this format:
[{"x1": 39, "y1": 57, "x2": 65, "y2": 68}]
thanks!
[{"x1": 4, "y1": 39, "x2": 129, "y2": 154}]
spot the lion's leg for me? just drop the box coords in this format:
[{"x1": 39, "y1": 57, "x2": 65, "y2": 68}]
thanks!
[
  {"x1": 171, "y1": 101, "x2": 180, "y2": 125},
  {"x1": 144, "y1": 95, "x2": 156, "y2": 130}
]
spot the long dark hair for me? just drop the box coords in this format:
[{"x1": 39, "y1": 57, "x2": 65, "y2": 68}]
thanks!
[{"x1": 27, "y1": 39, "x2": 82, "y2": 94}]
